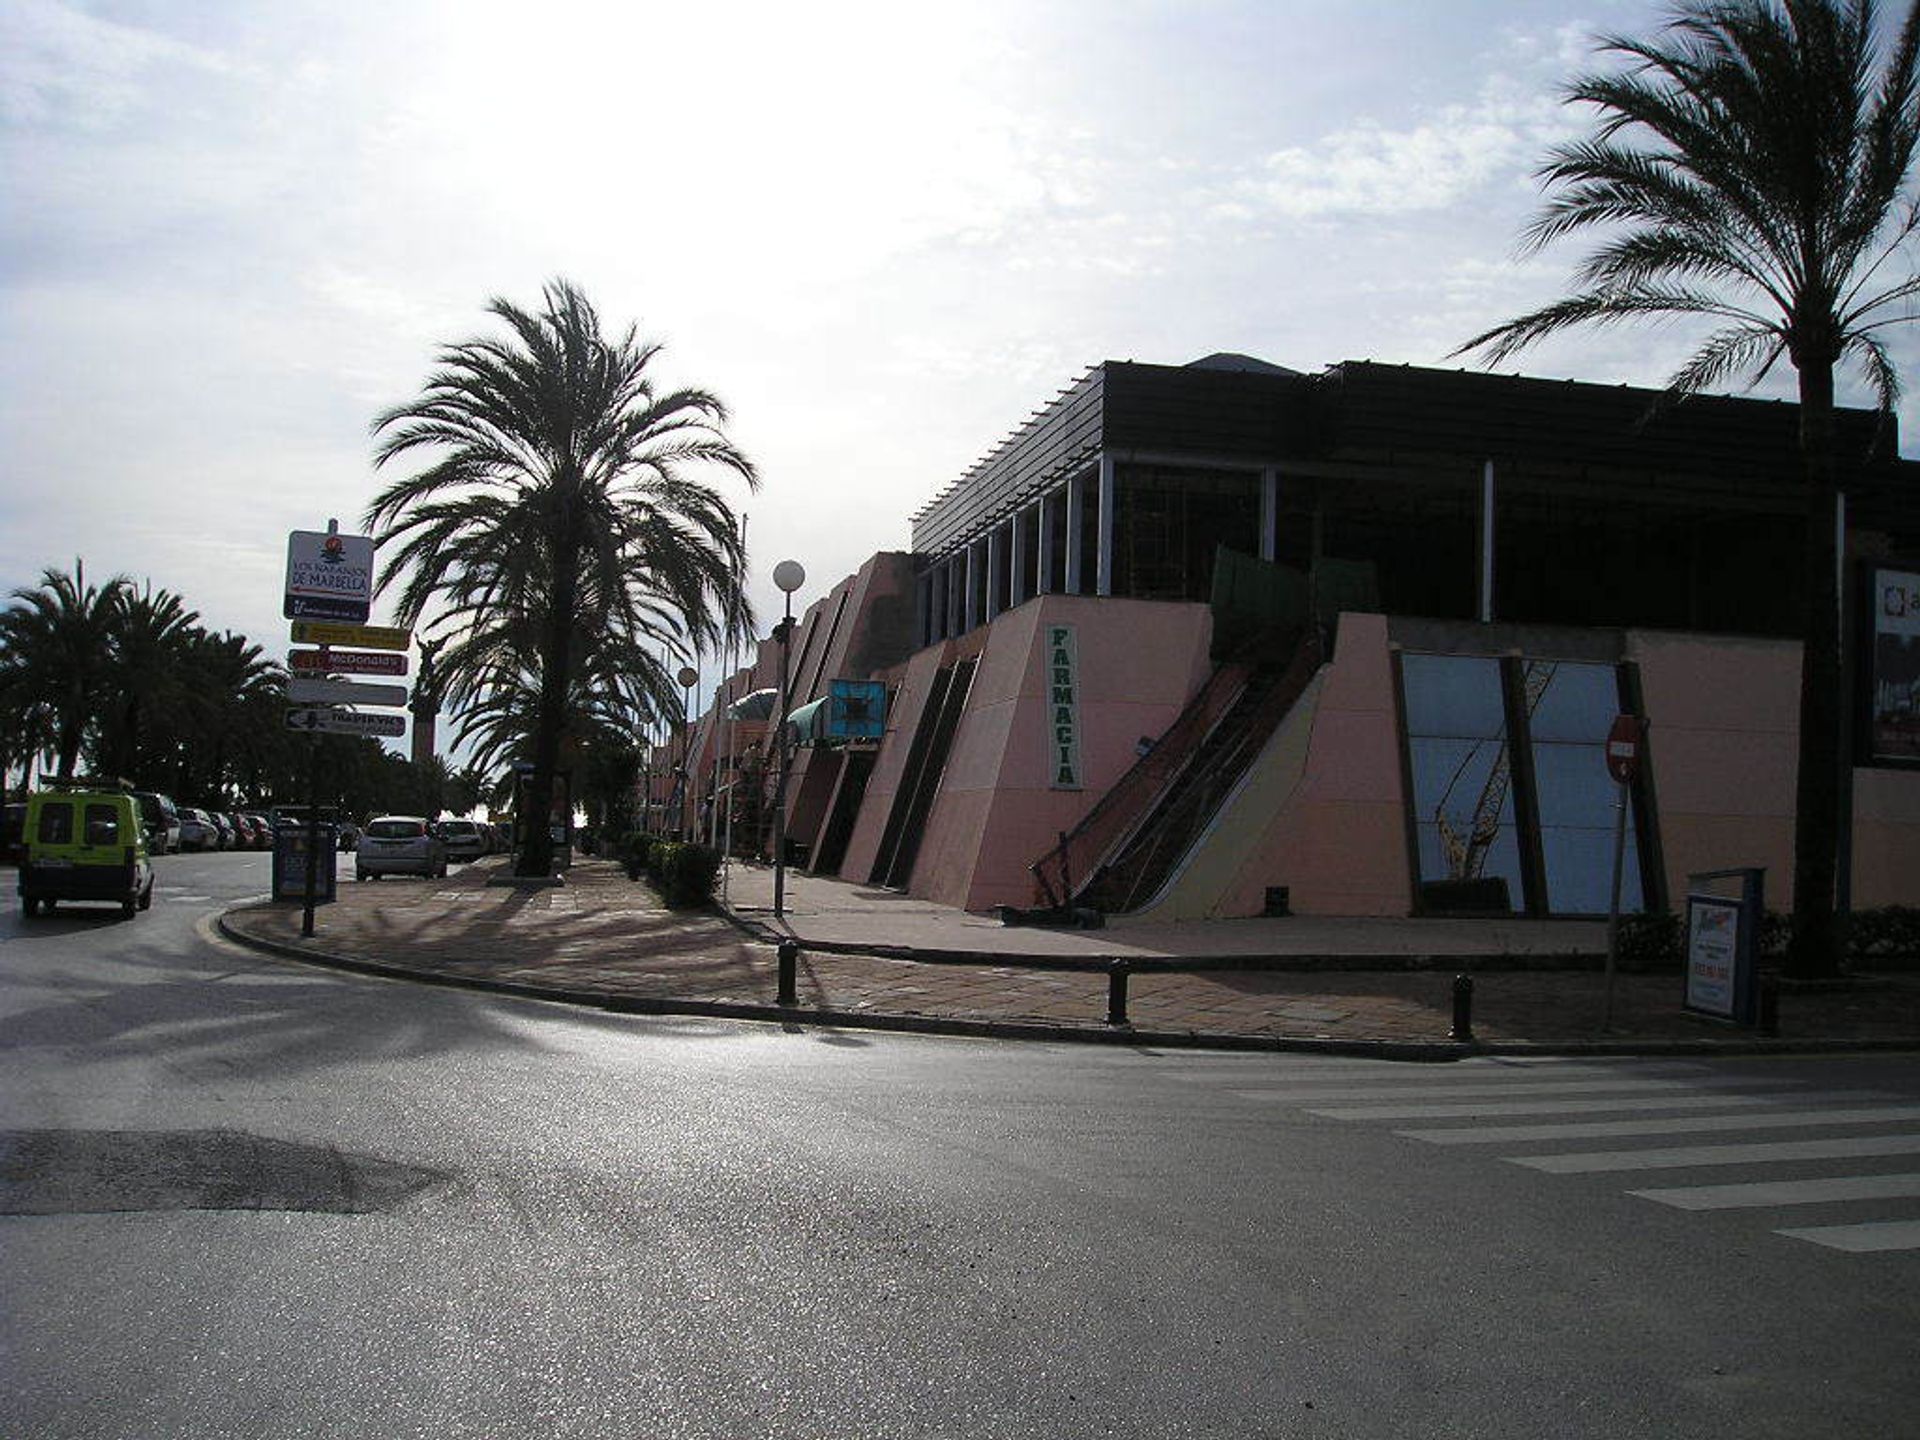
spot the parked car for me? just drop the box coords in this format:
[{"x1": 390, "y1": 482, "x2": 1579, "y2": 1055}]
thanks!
[
  {"x1": 133, "y1": 791, "x2": 182, "y2": 854},
  {"x1": 228, "y1": 813, "x2": 261, "y2": 849},
  {"x1": 437, "y1": 819, "x2": 488, "y2": 863},
  {"x1": 336, "y1": 820, "x2": 361, "y2": 852},
  {"x1": 17, "y1": 779, "x2": 154, "y2": 918},
  {"x1": 178, "y1": 808, "x2": 219, "y2": 851},
  {"x1": 208, "y1": 812, "x2": 235, "y2": 850},
  {"x1": 356, "y1": 816, "x2": 447, "y2": 880}
]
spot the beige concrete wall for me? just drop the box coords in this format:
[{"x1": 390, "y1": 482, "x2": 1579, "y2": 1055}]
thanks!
[
  {"x1": 1131, "y1": 611, "x2": 1413, "y2": 921},
  {"x1": 1630, "y1": 629, "x2": 1920, "y2": 910},
  {"x1": 906, "y1": 594, "x2": 1214, "y2": 910}
]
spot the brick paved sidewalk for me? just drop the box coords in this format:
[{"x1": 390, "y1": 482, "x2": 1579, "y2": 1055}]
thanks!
[{"x1": 217, "y1": 857, "x2": 1920, "y2": 1051}]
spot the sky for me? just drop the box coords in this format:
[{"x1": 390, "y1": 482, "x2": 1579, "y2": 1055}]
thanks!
[{"x1": 6, "y1": 0, "x2": 1919, "y2": 731}]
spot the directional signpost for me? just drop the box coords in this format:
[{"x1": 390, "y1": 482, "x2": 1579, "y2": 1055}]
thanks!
[
  {"x1": 290, "y1": 621, "x2": 411, "y2": 651},
  {"x1": 287, "y1": 677, "x2": 409, "y2": 709},
  {"x1": 288, "y1": 647, "x2": 408, "y2": 676},
  {"x1": 284, "y1": 529, "x2": 376, "y2": 622},
  {"x1": 284, "y1": 708, "x2": 409, "y2": 738},
  {"x1": 283, "y1": 522, "x2": 412, "y2": 938}
]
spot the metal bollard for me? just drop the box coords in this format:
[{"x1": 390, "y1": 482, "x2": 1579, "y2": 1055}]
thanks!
[
  {"x1": 1450, "y1": 974, "x2": 1475, "y2": 1042},
  {"x1": 777, "y1": 938, "x2": 799, "y2": 1007},
  {"x1": 1107, "y1": 963, "x2": 1130, "y2": 1027}
]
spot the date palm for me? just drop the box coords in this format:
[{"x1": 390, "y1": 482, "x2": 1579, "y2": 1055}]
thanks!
[
  {"x1": 102, "y1": 582, "x2": 199, "y2": 779},
  {"x1": 1, "y1": 560, "x2": 129, "y2": 777},
  {"x1": 1457, "y1": 0, "x2": 1920, "y2": 976},
  {"x1": 368, "y1": 280, "x2": 755, "y2": 876}
]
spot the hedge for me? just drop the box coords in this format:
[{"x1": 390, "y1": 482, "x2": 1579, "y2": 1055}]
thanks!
[
  {"x1": 1613, "y1": 906, "x2": 1920, "y2": 970},
  {"x1": 644, "y1": 839, "x2": 721, "y2": 909}
]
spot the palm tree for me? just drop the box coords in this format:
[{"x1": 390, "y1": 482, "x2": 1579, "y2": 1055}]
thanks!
[
  {"x1": 366, "y1": 279, "x2": 756, "y2": 876},
  {"x1": 178, "y1": 630, "x2": 282, "y2": 804},
  {"x1": 0, "y1": 560, "x2": 129, "y2": 776},
  {"x1": 102, "y1": 582, "x2": 199, "y2": 779},
  {"x1": 1457, "y1": 0, "x2": 1920, "y2": 977}
]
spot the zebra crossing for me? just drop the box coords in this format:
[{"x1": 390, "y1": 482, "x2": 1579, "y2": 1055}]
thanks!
[{"x1": 1149, "y1": 1052, "x2": 1920, "y2": 1254}]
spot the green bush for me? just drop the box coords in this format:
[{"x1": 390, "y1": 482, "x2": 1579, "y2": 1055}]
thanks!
[
  {"x1": 1848, "y1": 905, "x2": 1920, "y2": 963},
  {"x1": 1611, "y1": 905, "x2": 1920, "y2": 970},
  {"x1": 620, "y1": 831, "x2": 652, "y2": 880},
  {"x1": 644, "y1": 840, "x2": 721, "y2": 908}
]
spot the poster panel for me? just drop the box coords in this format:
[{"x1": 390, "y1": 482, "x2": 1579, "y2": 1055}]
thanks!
[
  {"x1": 1683, "y1": 895, "x2": 1742, "y2": 1020},
  {"x1": 1867, "y1": 566, "x2": 1920, "y2": 765}
]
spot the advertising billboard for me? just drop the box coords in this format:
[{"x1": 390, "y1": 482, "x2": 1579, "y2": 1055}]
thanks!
[{"x1": 1866, "y1": 566, "x2": 1920, "y2": 766}]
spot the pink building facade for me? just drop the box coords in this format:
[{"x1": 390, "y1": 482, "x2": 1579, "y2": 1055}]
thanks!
[{"x1": 665, "y1": 356, "x2": 1920, "y2": 922}]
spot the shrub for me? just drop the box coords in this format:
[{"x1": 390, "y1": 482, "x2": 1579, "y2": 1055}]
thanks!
[
  {"x1": 1848, "y1": 905, "x2": 1920, "y2": 964},
  {"x1": 644, "y1": 840, "x2": 721, "y2": 908},
  {"x1": 620, "y1": 831, "x2": 652, "y2": 880}
]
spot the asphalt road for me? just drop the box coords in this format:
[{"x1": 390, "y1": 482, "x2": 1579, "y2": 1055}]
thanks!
[{"x1": 3, "y1": 852, "x2": 1917, "y2": 1439}]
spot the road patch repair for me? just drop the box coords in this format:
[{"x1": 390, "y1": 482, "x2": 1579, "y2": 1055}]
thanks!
[{"x1": 0, "y1": 1128, "x2": 448, "y2": 1215}]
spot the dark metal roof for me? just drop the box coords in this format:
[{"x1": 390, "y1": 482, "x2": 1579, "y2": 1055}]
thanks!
[{"x1": 907, "y1": 357, "x2": 1920, "y2": 556}]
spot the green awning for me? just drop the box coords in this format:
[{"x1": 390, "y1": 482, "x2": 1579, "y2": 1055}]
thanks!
[{"x1": 785, "y1": 697, "x2": 828, "y2": 743}]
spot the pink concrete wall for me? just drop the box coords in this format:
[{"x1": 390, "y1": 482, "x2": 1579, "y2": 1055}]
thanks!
[
  {"x1": 909, "y1": 595, "x2": 1215, "y2": 910},
  {"x1": 1629, "y1": 630, "x2": 1920, "y2": 910},
  {"x1": 1209, "y1": 612, "x2": 1412, "y2": 916},
  {"x1": 837, "y1": 639, "x2": 962, "y2": 884}
]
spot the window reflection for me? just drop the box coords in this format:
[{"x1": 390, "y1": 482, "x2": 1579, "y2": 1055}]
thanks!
[
  {"x1": 1527, "y1": 663, "x2": 1646, "y2": 915},
  {"x1": 1402, "y1": 654, "x2": 1524, "y2": 913},
  {"x1": 1400, "y1": 653, "x2": 1650, "y2": 916}
]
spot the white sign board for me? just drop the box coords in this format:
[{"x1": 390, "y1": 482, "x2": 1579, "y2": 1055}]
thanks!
[
  {"x1": 285, "y1": 707, "x2": 407, "y2": 738},
  {"x1": 1868, "y1": 566, "x2": 1920, "y2": 764},
  {"x1": 286, "y1": 676, "x2": 408, "y2": 708},
  {"x1": 284, "y1": 530, "x2": 376, "y2": 622},
  {"x1": 1684, "y1": 896, "x2": 1741, "y2": 1020}
]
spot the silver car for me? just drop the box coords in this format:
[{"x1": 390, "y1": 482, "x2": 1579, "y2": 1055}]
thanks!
[
  {"x1": 355, "y1": 816, "x2": 448, "y2": 880},
  {"x1": 437, "y1": 819, "x2": 487, "y2": 863}
]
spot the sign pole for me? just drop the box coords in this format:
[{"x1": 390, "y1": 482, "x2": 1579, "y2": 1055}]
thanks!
[
  {"x1": 301, "y1": 723, "x2": 321, "y2": 937},
  {"x1": 1602, "y1": 778, "x2": 1629, "y2": 1031},
  {"x1": 1600, "y1": 713, "x2": 1644, "y2": 1032}
]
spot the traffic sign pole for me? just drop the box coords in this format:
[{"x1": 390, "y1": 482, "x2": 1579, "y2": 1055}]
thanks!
[
  {"x1": 1602, "y1": 714, "x2": 1645, "y2": 1032},
  {"x1": 302, "y1": 729, "x2": 321, "y2": 938}
]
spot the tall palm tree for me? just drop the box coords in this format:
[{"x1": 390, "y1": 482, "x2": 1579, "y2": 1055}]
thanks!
[
  {"x1": 366, "y1": 279, "x2": 756, "y2": 876},
  {"x1": 1457, "y1": 0, "x2": 1920, "y2": 977},
  {"x1": 0, "y1": 560, "x2": 129, "y2": 776},
  {"x1": 102, "y1": 582, "x2": 199, "y2": 780},
  {"x1": 178, "y1": 629, "x2": 282, "y2": 804}
]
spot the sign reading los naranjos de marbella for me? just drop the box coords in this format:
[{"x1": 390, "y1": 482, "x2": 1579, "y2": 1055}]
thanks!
[
  {"x1": 284, "y1": 530, "x2": 375, "y2": 623},
  {"x1": 1047, "y1": 624, "x2": 1081, "y2": 789}
]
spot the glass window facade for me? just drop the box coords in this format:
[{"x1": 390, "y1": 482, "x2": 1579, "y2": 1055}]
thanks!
[
  {"x1": 1402, "y1": 654, "x2": 1525, "y2": 913},
  {"x1": 1400, "y1": 652, "x2": 1651, "y2": 916}
]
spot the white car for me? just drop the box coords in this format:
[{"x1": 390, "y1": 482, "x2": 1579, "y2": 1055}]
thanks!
[
  {"x1": 437, "y1": 819, "x2": 487, "y2": 862},
  {"x1": 355, "y1": 816, "x2": 448, "y2": 880}
]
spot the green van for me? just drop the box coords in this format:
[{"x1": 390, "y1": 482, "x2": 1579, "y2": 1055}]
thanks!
[{"x1": 18, "y1": 780, "x2": 155, "y2": 918}]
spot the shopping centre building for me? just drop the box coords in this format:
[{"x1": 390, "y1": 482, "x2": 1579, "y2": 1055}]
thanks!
[{"x1": 650, "y1": 354, "x2": 1920, "y2": 922}]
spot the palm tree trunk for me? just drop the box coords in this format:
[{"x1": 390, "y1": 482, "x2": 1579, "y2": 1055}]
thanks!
[
  {"x1": 519, "y1": 511, "x2": 579, "y2": 878},
  {"x1": 1789, "y1": 360, "x2": 1843, "y2": 979}
]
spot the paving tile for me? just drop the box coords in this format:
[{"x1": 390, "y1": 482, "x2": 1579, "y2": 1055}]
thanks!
[{"x1": 216, "y1": 856, "x2": 1920, "y2": 1047}]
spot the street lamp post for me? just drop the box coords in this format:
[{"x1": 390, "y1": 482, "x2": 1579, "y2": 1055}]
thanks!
[
  {"x1": 771, "y1": 559, "x2": 806, "y2": 919},
  {"x1": 676, "y1": 664, "x2": 699, "y2": 839}
]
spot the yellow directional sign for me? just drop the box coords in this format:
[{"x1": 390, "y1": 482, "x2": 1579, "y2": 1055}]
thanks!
[{"x1": 289, "y1": 621, "x2": 412, "y2": 652}]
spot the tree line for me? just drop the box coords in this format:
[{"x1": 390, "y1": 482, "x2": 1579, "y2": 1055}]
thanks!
[{"x1": 0, "y1": 560, "x2": 474, "y2": 821}]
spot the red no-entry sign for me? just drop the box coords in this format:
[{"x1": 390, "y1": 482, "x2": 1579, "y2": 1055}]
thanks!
[{"x1": 1605, "y1": 714, "x2": 1643, "y2": 784}]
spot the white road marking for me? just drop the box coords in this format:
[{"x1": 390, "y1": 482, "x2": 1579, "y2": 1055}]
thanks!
[
  {"x1": 1400, "y1": 1100, "x2": 1914, "y2": 1144},
  {"x1": 1248, "y1": 1076, "x2": 1801, "y2": 1104},
  {"x1": 1630, "y1": 1173, "x2": 1920, "y2": 1210},
  {"x1": 1511, "y1": 1134, "x2": 1920, "y2": 1174},
  {"x1": 1309, "y1": 1092, "x2": 1809, "y2": 1121},
  {"x1": 1772, "y1": 1220, "x2": 1920, "y2": 1253}
]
